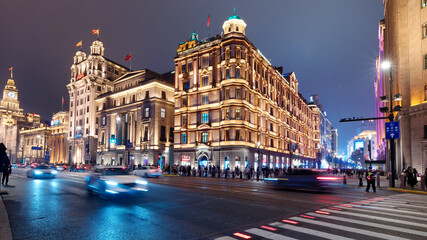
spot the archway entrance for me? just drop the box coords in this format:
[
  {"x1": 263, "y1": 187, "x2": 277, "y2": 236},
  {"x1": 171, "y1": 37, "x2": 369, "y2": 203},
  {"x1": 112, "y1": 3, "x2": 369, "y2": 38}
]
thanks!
[{"x1": 198, "y1": 155, "x2": 208, "y2": 168}]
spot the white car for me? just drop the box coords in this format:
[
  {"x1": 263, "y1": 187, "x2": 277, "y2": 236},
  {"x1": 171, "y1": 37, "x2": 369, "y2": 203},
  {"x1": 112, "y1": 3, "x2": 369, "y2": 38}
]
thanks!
[
  {"x1": 27, "y1": 165, "x2": 58, "y2": 179},
  {"x1": 86, "y1": 166, "x2": 148, "y2": 197},
  {"x1": 133, "y1": 166, "x2": 162, "y2": 178}
]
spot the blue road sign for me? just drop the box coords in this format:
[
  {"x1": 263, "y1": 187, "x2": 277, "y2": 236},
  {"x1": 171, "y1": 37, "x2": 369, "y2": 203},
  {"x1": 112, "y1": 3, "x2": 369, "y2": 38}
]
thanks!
[
  {"x1": 385, "y1": 121, "x2": 400, "y2": 139},
  {"x1": 31, "y1": 146, "x2": 42, "y2": 150}
]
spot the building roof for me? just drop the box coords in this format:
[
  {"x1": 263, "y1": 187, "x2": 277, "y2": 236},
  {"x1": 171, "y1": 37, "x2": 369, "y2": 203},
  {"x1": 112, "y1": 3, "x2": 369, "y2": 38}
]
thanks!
[{"x1": 228, "y1": 14, "x2": 242, "y2": 20}]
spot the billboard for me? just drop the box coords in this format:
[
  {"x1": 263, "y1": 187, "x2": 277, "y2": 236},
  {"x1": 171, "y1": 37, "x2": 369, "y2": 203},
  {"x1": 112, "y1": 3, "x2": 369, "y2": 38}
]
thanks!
[{"x1": 354, "y1": 140, "x2": 364, "y2": 150}]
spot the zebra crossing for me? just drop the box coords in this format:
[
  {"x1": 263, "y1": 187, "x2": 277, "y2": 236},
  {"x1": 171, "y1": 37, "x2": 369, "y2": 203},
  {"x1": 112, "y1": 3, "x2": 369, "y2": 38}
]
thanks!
[{"x1": 213, "y1": 195, "x2": 427, "y2": 240}]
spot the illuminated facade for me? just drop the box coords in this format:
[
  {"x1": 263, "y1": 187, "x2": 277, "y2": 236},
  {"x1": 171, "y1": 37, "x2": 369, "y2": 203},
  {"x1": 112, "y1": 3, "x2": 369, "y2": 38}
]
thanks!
[
  {"x1": 18, "y1": 124, "x2": 51, "y2": 164},
  {"x1": 95, "y1": 70, "x2": 174, "y2": 166},
  {"x1": 49, "y1": 111, "x2": 69, "y2": 164},
  {"x1": 380, "y1": 0, "x2": 427, "y2": 172},
  {"x1": 174, "y1": 14, "x2": 318, "y2": 170},
  {"x1": 0, "y1": 73, "x2": 41, "y2": 163},
  {"x1": 67, "y1": 40, "x2": 128, "y2": 165}
]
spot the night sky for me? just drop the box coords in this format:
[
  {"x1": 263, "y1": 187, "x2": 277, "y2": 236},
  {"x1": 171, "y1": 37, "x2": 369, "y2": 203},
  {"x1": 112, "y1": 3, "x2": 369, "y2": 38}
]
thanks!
[{"x1": 0, "y1": 0, "x2": 384, "y2": 155}]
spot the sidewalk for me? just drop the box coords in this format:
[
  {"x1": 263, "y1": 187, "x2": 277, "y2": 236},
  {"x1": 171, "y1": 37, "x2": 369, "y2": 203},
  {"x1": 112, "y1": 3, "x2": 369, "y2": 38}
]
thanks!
[{"x1": 0, "y1": 195, "x2": 13, "y2": 240}]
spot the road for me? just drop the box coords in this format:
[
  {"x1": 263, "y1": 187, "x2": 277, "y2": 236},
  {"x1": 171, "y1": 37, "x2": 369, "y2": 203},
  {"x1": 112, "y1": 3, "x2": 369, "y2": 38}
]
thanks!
[{"x1": 2, "y1": 168, "x2": 427, "y2": 240}]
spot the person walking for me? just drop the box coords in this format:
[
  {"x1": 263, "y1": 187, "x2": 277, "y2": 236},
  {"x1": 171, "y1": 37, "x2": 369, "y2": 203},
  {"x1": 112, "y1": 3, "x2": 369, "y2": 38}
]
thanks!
[
  {"x1": 0, "y1": 143, "x2": 11, "y2": 188},
  {"x1": 407, "y1": 166, "x2": 417, "y2": 189},
  {"x1": 2, "y1": 163, "x2": 11, "y2": 185},
  {"x1": 365, "y1": 166, "x2": 376, "y2": 193}
]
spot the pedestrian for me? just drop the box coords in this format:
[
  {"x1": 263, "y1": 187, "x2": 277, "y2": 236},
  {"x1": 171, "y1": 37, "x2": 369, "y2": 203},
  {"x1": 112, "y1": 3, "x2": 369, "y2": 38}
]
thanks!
[
  {"x1": 2, "y1": 163, "x2": 11, "y2": 185},
  {"x1": 0, "y1": 143, "x2": 11, "y2": 186},
  {"x1": 407, "y1": 166, "x2": 417, "y2": 189},
  {"x1": 365, "y1": 166, "x2": 376, "y2": 193}
]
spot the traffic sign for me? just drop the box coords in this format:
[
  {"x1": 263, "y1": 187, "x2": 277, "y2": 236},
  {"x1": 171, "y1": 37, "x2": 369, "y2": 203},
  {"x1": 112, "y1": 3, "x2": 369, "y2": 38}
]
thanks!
[{"x1": 385, "y1": 121, "x2": 400, "y2": 139}]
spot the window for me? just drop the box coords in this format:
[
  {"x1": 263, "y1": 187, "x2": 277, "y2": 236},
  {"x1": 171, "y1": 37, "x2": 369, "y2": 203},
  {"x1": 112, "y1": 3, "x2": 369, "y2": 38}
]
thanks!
[
  {"x1": 202, "y1": 95, "x2": 209, "y2": 105},
  {"x1": 188, "y1": 61, "x2": 193, "y2": 72},
  {"x1": 182, "y1": 133, "x2": 187, "y2": 144},
  {"x1": 423, "y1": 23, "x2": 427, "y2": 38},
  {"x1": 145, "y1": 91, "x2": 149, "y2": 99},
  {"x1": 236, "y1": 68, "x2": 240, "y2": 79},
  {"x1": 181, "y1": 63, "x2": 187, "y2": 73},
  {"x1": 182, "y1": 115, "x2": 187, "y2": 126},
  {"x1": 235, "y1": 109, "x2": 240, "y2": 120},
  {"x1": 102, "y1": 116, "x2": 106, "y2": 126},
  {"x1": 202, "y1": 76, "x2": 209, "y2": 86},
  {"x1": 71, "y1": 102, "x2": 73, "y2": 107},
  {"x1": 87, "y1": 106, "x2": 89, "y2": 112},
  {"x1": 235, "y1": 130, "x2": 240, "y2": 141},
  {"x1": 97, "y1": 86, "x2": 101, "y2": 91},
  {"x1": 169, "y1": 127, "x2": 174, "y2": 142},
  {"x1": 425, "y1": 125, "x2": 427, "y2": 139},
  {"x1": 423, "y1": 0, "x2": 427, "y2": 8},
  {"x1": 182, "y1": 97, "x2": 188, "y2": 107},
  {"x1": 203, "y1": 56, "x2": 209, "y2": 68},
  {"x1": 145, "y1": 107, "x2": 149, "y2": 118},
  {"x1": 162, "y1": 91, "x2": 166, "y2": 99},
  {"x1": 160, "y1": 126, "x2": 166, "y2": 141},
  {"x1": 226, "y1": 108, "x2": 230, "y2": 120},
  {"x1": 201, "y1": 132, "x2": 208, "y2": 143},
  {"x1": 144, "y1": 127, "x2": 148, "y2": 141},
  {"x1": 226, "y1": 69, "x2": 230, "y2": 79},
  {"x1": 236, "y1": 88, "x2": 241, "y2": 99},
  {"x1": 225, "y1": 130, "x2": 230, "y2": 141},
  {"x1": 425, "y1": 86, "x2": 427, "y2": 101},
  {"x1": 70, "y1": 111, "x2": 73, "y2": 117},
  {"x1": 183, "y1": 81, "x2": 190, "y2": 90},
  {"x1": 87, "y1": 95, "x2": 90, "y2": 101},
  {"x1": 202, "y1": 113, "x2": 209, "y2": 124},
  {"x1": 161, "y1": 108, "x2": 166, "y2": 118}
]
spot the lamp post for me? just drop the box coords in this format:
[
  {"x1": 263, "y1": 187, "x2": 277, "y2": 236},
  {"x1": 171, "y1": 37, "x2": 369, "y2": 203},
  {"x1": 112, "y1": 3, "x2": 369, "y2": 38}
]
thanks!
[
  {"x1": 381, "y1": 61, "x2": 398, "y2": 188},
  {"x1": 368, "y1": 135, "x2": 372, "y2": 167},
  {"x1": 257, "y1": 141, "x2": 261, "y2": 170}
]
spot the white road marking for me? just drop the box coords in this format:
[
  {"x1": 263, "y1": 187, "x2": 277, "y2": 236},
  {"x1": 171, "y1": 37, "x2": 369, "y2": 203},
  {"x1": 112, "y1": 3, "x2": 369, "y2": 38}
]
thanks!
[
  {"x1": 214, "y1": 237, "x2": 238, "y2": 240},
  {"x1": 270, "y1": 222, "x2": 355, "y2": 240},
  {"x1": 370, "y1": 202, "x2": 427, "y2": 210},
  {"x1": 245, "y1": 228, "x2": 297, "y2": 240},
  {"x1": 305, "y1": 212, "x2": 427, "y2": 237},
  {"x1": 335, "y1": 205, "x2": 427, "y2": 222},
  {"x1": 343, "y1": 204, "x2": 427, "y2": 217},
  {"x1": 290, "y1": 217, "x2": 410, "y2": 240},
  {"x1": 323, "y1": 208, "x2": 427, "y2": 228}
]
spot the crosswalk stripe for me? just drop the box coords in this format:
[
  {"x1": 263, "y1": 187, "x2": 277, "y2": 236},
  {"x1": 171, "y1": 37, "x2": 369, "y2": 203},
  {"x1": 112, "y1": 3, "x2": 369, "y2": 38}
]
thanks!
[
  {"x1": 385, "y1": 198, "x2": 427, "y2": 205},
  {"x1": 335, "y1": 205, "x2": 427, "y2": 222},
  {"x1": 245, "y1": 228, "x2": 297, "y2": 240},
  {"x1": 214, "y1": 236, "x2": 238, "y2": 240},
  {"x1": 270, "y1": 222, "x2": 355, "y2": 240},
  {"x1": 370, "y1": 202, "x2": 427, "y2": 210},
  {"x1": 290, "y1": 217, "x2": 410, "y2": 240},
  {"x1": 305, "y1": 212, "x2": 427, "y2": 237},
  {"x1": 323, "y1": 208, "x2": 427, "y2": 228},
  {"x1": 344, "y1": 204, "x2": 427, "y2": 217}
]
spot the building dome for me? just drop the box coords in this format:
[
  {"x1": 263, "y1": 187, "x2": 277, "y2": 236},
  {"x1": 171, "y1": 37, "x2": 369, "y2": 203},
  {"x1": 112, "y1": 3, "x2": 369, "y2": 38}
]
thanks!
[
  {"x1": 90, "y1": 40, "x2": 105, "y2": 55},
  {"x1": 222, "y1": 12, "x2": 247, "y2": 35},
  {"x1": 73, "y1": 50, "x2": 87, "y2": 64},
  {"x1": 6, "y1": 79, "x2": 15, "y2": 86}
]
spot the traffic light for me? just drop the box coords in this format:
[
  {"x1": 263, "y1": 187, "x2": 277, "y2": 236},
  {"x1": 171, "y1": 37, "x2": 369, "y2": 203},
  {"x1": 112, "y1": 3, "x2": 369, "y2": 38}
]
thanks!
[{"x1": 110, "y1": 134, "x2": 116, "y2": 144}]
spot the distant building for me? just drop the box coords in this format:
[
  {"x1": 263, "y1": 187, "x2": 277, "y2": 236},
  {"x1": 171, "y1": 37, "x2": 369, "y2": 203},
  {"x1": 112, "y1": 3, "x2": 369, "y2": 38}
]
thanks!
[
  {"x1": 49, "y1": 111, "x2": 69, "y2": 164},
  {"x1": 331, "y1": 128, "x2": 338, "y2": 156},
  {"x1": 95, "y1": 69, "x2": 174, "y2": 166},
  {"x1": 67, "y1": 40, "x2": 129, "y2": 165},
  {"x1": 173, "y1": 13, "x2": 318, "y2": 170},
  {"x1": 0, "y1": 73, "x2": 41, "y2": 163},
  {"x1": 18, "y1": 124, "x2": 51, "y2": 164},
  {"x1": 347, "y1": 128, "x2": 377, "y2": 168}
]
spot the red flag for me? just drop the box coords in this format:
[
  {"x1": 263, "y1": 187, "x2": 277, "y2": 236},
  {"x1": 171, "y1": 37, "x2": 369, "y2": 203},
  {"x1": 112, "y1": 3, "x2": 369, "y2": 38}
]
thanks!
[
  {"x1": 125, "y1": 53, "x2": 132, "y2": 61},
  {"x1": 62, "y1": 97, "x2": 65, "y2": 105},
  {"x1": 32, "y1": 112, "x2": 35, "y2": 117},
  {"x1": 207, "y1": 14, "x2": 210, "y2": 27},
  {"x1": 9, "y1": 67, "x2": 13, "y2": 71}
]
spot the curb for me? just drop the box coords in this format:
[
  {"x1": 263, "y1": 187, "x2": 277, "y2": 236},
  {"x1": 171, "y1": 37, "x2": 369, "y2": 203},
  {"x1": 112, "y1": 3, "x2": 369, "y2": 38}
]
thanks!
[
  {"x1": 0, "y1": 195, "x2": 13, "y2": 240},
  {"x1": 387, "y1": 188, "x2": 427, "y2": 195}
]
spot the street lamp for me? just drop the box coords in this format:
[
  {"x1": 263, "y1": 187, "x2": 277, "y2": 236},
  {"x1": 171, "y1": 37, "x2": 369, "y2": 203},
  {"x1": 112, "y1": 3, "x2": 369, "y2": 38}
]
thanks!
[
  {"x1": 381, "y1": 60, "x2": 400, "y2": 188},
  {"x1": 368, "y1": 135, "x2": 372, "y2": 167},
  {"x1": 257, "y1": 141, "x2": 261, "y2": 170}
]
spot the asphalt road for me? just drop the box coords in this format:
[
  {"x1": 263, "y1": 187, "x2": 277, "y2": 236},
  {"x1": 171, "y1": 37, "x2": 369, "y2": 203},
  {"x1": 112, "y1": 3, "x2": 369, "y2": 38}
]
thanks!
[{"x1": 2, "y1": 168, "x2": 426, "y2": 240}]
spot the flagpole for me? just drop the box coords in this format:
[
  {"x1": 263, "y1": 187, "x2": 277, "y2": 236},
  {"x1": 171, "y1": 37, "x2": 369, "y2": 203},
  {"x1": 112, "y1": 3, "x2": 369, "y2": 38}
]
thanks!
[
  {"x1": 62, "y1": 97, "x2": 64, "y2": 111},
  {"x1": 130, "y1": 52, "x2": 132, "y2": 72}
]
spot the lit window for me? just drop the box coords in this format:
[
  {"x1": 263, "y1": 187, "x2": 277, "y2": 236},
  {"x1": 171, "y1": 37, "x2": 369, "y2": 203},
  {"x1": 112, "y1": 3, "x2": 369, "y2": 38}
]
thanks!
[
  {"x1": 202, "y1": 95, "x2": 209, "y2": 105},
  {"x1": 183, "y1": 81, "x2": 190, "y2": 90},
  {"x1": 226, "y1": 69, "x2": 230, "y2": 79},
  {"x1": 203, "y1": 56, "x2": 209, "y2": 68},
  {"x1": 201, "y1": 132, "x2": 208, "y2": 143},
  {"x1": 102, "y1": 116, "x2": 106, "y2": 126},
  {"x1": 423, "y1": 0, "x2": 427, "y2": 8},
  {"x1": 145, "y1": 107, "x2": 149, "y2": 118},
  {"x1": 202, "y1": 76, "x2": 209, "y2": 86},
  {"x1": 202, "y1": 113, "x2": 209, "y2": 124},
  {"x1": 182, "y1": 134, "x2": 187, "y2": 144},
  {"x1": 236, "y1": 68, "x2": 240, "y2": 79},
  {"x1": 235, "y1": 109, "x2": 240, "y2": 120},
  {"x1": 161, "y1": 108, "x2": 166, "y2": 118}
]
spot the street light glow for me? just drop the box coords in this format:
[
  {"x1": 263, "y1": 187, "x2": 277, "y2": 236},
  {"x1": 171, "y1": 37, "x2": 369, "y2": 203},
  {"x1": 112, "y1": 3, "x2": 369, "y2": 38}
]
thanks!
[{"x1": 381, "y1": 60, "x2": 391, "y2": 70}]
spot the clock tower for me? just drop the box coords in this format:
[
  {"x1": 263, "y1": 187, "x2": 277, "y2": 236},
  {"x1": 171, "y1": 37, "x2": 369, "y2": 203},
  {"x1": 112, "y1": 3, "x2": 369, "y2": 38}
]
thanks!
[{"x1": 1, "y1": 75, "x2": 20, "y2": 111}]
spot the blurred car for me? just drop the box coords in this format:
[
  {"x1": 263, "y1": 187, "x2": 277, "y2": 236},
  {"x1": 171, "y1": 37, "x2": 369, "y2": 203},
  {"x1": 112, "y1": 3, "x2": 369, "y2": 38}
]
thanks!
[
  {"x1": 56, "y1": 165, "x2": 65, "y2": 171},
  {"x1": 133, "y1": 166, "x2": 162, "y2": 178},
  {"x1": 69, "y1": 165, "x2": 87, "y2": 172},
  {"x1": 27, "y1": 164, "x2": 57, "y2": 179},
  {"x1": 30, "y1": 162, "x2": 39, "y2": 168},
  {"x1": 17, "y1": 164, "x2": 27, "y2": 168},
  {"x1": 86, "y1": 166, "x2": 148, "y2": 197},
  {"x1": 264, "y1": 169, "x2": 342, "y2": 191}
]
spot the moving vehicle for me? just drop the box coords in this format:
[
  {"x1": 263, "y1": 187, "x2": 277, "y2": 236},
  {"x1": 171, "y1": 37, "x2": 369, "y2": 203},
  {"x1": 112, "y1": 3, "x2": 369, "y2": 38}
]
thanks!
[
  {"x1": 27, "y1": 164, "x2": 58, "y2": 179},
  {"x1": 133, "y1": 166, "x2": 162, "y2": 178},
  {"x1": 86, "y1": 166, "x2": 148, "y2": 197},
  {"x1": 69, "y1": 165, "x2": 87, "y2": 172},
  {"x1": 264, "y1": 169, "x2": 342, "y2": 191}
]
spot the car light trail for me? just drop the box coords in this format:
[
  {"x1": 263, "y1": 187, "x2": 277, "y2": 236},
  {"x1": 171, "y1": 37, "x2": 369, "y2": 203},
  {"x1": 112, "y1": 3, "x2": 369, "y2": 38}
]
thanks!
[
  {"x1": 315, "y1": 211, "x2": 330, "y2": 215},
  {"x1": 300, "y1": 215, "x2": 315, "y2": 219},
  {"x1": 260, "y1": 226, "x2": 276, "y2": 231},
  {"x1": 282, "y1": 219, "x2": 298, "y2": 225},
  {"x1": 339, "y1": 204, "x2": 353, "y2": 208},
  {"x1": 233, "y1": 232, "x2": 252, "y2": 239},
  {"x1": 328, "y1": 207, "x2": 342, "y2": 210}
]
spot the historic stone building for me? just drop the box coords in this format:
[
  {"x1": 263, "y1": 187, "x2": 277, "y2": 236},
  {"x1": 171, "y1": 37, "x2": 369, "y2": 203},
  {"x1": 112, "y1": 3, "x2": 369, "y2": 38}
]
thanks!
[
  {"x1": 173, "y1": 14, "x2": 318, "y2": 170},
  {"x1": 95, "y1": 69, "x2": 174, "y2": 166},
  {"x1": 377, "y1": 0, "x2": 427, "y2": 172},
  {"x1": 49, "y1": 111, "x2": 69, "y2": 164},
  {"x1": 18, "y1": 124, "x2": 51, "y2": 164},
  {"x1": 0, "y1": 72, "x2": 41, "y2": 163},
  {"x1": 67, "y1": 40, "x2": 128, "y2": 165}
]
